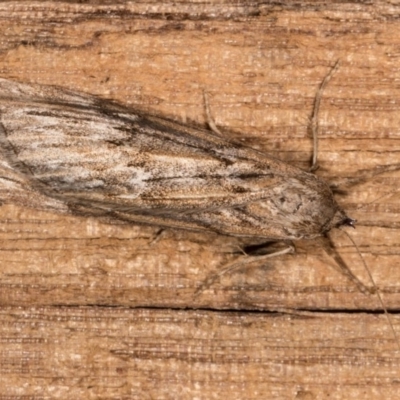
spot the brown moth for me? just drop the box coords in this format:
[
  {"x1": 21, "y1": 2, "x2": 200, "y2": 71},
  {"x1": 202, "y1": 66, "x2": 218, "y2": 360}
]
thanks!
[
  {"x1": 0, "y1": 76, "x2": 353, "y2": 236},
  {"x1": 0, "y1": 70, "x2": 393, "y2": 307},
  {"x1": 1, "y1": 68, "x2": 399, "y2": 347}
]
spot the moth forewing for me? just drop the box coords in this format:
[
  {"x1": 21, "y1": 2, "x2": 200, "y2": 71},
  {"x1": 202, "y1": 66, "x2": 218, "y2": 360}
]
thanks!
[{"x1": 0, "y1": 79, "x2": 351, "y2": 241}]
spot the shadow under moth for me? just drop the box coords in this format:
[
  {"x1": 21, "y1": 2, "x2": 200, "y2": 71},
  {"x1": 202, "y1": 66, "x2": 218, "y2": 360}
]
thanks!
[{"x1": 0, "y1": 66, "x2": 398, "y2": 347}]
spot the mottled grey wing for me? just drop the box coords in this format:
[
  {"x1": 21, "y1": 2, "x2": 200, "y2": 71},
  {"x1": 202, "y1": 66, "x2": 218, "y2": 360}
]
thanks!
[{"x1": 0, "y1": 79, "x2": 344, "y2": 240}]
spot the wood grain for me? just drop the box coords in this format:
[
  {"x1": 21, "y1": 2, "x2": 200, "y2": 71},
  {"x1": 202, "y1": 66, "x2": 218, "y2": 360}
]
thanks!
[
  {"x1": 1, "y1": 306, "x2": 399, "y2": 399},
  {"x1": 0, "y1": 1, "x2": 399, "y2": 398}
]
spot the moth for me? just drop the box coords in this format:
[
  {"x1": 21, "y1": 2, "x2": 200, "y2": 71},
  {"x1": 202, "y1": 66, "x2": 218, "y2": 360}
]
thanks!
[
  {"x1": 0, "y1": 71, "x2": 384, "y2": 297},
  {"x1": 0, "y1": 69, "x2": 400, "y2": 348},
  {"x1": 1, "y1": 68, "x2": 398, "y2": 349}
]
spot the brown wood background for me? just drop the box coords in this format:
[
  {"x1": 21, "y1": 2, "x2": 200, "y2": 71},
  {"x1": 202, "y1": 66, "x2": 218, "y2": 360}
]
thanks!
[{"x1": 0, "y1": 1, "x2": 400, "y2": 398}]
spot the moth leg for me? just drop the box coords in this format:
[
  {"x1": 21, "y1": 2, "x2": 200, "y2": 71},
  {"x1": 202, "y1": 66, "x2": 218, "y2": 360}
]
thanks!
[
  {"x1": 148, "y1": 228, "x2": 166, "y2": 245},
  {"x1": 193, "y1": 242, "x2": 295, "y2": 298},
  {"x1": 329, "y1": 163, "x2": 400, "y2": 193},
  {"x1": 309, "y1": 60, "x2": 340, "y2": 172},
  {"x1": 203, "y1": 91, "x2": 224, "y2": 136}
]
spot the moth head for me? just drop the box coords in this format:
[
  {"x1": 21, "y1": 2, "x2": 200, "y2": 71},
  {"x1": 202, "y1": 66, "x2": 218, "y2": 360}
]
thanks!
[
  {"x1": 328, "y1": 209, "x2": 357, "y2": 231},
  {"x1": 341, "y1": 217, "x2": 356, "y2": 229}
]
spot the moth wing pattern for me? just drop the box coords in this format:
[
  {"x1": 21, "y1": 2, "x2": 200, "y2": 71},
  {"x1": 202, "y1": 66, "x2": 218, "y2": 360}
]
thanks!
[{"x1": 0, "y1": 78, "x2": 347, "y2": 240}]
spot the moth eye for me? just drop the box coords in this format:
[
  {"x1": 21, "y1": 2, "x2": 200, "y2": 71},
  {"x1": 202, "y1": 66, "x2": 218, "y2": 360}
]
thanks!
[{"x1": 341, "y1": 217, "x2": 357, "y2": 228}]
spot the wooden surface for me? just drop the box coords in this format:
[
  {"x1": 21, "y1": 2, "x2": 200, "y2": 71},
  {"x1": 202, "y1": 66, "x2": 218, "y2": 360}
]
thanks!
[{"x1": 0, "y1": 1, "x2": 400, "y2": 398}]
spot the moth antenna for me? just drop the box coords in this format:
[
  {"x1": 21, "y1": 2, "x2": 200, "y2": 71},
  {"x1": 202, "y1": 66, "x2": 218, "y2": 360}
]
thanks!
[
  {"x1": 319, "y1": 234, "x2": 370, "y2": 295},
  {"x1": 341, "y1": 229, "x2": 400, "y2": 351},
  {"x1": 355, "y1": 187, "x2": 400, "y2": 211},
  {"x1": 309, "y1": 60, "x2": 340, "y2": 172}
]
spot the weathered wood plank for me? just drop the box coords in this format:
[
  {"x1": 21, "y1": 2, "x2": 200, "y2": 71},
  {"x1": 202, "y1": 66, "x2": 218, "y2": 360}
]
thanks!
[
  {"x1": 0, "y1": 1, "x2": 399, "y2": 398},
  {"x1": 0, "y1": 307, "x2": 399, "y2": 399}
]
